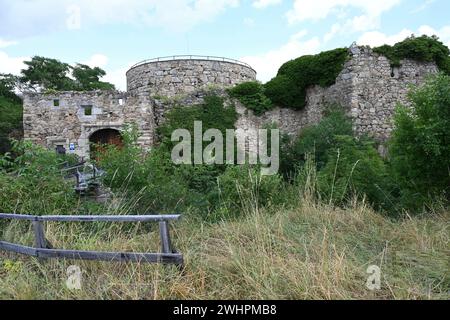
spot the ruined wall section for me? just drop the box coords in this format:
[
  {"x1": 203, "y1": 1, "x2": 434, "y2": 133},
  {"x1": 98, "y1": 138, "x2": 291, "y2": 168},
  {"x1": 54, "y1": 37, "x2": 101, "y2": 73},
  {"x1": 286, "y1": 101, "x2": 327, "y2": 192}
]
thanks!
[
  {"x1": 127, "y1": 59, "x2": 257, "y2": 98},
  {"x1": 238, "y1": 47, "x2": 439, "y2": 147},
  {"x1": 344, "y1": 47, "x2": 438, "y2": 141},
  {"x1": 23, "y1": 91, "x2": 155, "y2": 159}
]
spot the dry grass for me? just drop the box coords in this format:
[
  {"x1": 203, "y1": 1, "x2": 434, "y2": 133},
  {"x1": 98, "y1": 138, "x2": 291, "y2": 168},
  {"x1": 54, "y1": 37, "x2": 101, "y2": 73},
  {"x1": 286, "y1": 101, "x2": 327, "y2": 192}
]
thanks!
[{"x1": 0, "y1": 198, "x2": 448, "y2": 300}]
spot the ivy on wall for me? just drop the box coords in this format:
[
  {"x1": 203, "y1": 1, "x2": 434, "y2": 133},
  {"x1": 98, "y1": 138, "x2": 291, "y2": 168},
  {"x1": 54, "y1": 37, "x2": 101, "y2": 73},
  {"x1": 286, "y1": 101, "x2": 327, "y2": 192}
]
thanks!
[
  {"x1": 373, "y1": 35, "x2": 450, "y2": 74},
  {"x1": 229, "y1": 48, "x2": 350, "y2": 113},
  {"x1": 230, "y1": 35, "x2": 450, "y2": 115}
]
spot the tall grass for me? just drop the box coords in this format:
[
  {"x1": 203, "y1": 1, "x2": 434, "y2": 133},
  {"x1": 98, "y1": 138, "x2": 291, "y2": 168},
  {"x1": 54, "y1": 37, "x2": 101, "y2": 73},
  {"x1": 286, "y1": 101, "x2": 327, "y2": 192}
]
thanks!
[{"x1": 0, "y1": 172, "x2": 448, "y2": 300}]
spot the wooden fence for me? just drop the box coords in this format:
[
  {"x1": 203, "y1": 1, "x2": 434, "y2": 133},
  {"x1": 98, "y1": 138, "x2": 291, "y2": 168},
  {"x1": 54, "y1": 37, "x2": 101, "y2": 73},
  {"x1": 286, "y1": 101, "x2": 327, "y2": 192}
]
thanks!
[{"x1": 0, "y1": 213, "x2": 183, "y2": 266}]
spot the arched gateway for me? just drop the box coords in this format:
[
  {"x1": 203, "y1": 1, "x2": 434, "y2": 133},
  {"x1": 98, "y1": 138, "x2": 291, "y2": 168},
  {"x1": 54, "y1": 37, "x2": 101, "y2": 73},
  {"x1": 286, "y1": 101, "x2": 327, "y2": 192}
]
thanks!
[{"x1": 89, "y1": 128, "x2": 123, "y2": 160}]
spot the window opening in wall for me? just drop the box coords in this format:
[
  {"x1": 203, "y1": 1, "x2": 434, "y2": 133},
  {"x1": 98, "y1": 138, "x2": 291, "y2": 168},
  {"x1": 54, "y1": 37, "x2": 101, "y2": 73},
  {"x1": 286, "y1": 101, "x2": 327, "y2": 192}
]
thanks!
[
  {"x1": 82, "y1": 105, "x2": 93, "y2": 116},
  {"x1": 53, "y1": 99, "x2": 60, "y2": 107},
  {"x1": 55, "y1": 145, "x2": 66, "y2": 155},
  {"x1": 119, "y1": 99, "x2": 124, "y2": 106}
]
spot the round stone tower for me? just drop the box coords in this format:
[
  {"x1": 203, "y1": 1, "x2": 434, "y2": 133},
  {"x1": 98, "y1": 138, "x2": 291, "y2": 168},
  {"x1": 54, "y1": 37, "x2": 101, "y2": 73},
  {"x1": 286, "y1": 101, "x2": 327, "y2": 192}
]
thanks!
[{"x1": 126, "y1": 55, "x2": 257, "y2": 97}]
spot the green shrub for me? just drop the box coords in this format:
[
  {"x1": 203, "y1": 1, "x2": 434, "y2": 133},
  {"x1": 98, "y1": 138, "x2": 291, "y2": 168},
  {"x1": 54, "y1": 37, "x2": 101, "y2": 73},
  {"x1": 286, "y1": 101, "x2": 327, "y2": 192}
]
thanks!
[
  {"x1": 280, "y1": 108, "x2": 353, "y2": 178},
  {"x1": 216, "y1": 165, "x2": 283, "y2": 217},
  {"x1": 0, "y1": 96, "x2": 23, "y2": 154},
  {"x1": 158, "y1": 95, "x2": 238, "y2": 140},
  {"x1": 265, "y1": 48, "x2": 349, "y2": 110},
  {"x1": 0, "y1": 140, "x2": 80, "y2": 215},
  {"x1": 227, "y1": 81, "x2": 273, "y2": 115},
  {"x1": 389, "y1": 73, "x2": 450, "y2": 211},
  {"x1": 374, "y1": 35, "x2": 450, "y2": 74},
  {"x1": 318, "y1": 136, "x2": 391, "y2": 210}
]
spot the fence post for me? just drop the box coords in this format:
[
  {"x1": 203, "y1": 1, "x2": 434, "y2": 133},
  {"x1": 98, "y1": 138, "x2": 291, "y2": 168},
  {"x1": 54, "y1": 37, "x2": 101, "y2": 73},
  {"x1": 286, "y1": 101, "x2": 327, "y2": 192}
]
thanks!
[
  {"x1": 159, "y1": 221, "x2": 172, "y2": 254},
  {"x1": 32, "y1": 220, "x2": 50, "y2": 249}
]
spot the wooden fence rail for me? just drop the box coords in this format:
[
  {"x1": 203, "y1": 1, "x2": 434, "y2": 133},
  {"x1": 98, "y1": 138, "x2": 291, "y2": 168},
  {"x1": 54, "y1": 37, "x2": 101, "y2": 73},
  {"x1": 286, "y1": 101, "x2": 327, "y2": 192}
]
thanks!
[{"x1": 0, "y1": 213, "x2": 183, "y2": 266}]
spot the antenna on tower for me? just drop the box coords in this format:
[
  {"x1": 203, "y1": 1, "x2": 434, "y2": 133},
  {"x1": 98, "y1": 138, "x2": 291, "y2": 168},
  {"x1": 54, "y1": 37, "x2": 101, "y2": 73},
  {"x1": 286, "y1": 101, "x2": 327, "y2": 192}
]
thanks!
[{"x1": 186, "y1": 33, "x2": 190, "y2": 55}]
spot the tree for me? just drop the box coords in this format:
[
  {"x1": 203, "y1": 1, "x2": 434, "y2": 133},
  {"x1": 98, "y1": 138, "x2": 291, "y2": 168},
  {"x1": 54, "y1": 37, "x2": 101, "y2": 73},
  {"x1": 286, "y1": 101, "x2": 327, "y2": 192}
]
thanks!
[
  {"x1": 19, "y1": 56, "x2": 115, "y2": 92},
  {"x1": 0, "y1": 74, "x2": 22, "y2": 154},
  {"x1": 20, "y1": 56, "x2": 74, "y2": 91},
  {"x1": 389, "y1": 73, "x2": 450, "y2": 209},
  {"x1": 0, "y1": 73, "x2": 20, "y2": 102},
  {"x1": 72, "y1": 64, "x2": 115, "y2": 91}
]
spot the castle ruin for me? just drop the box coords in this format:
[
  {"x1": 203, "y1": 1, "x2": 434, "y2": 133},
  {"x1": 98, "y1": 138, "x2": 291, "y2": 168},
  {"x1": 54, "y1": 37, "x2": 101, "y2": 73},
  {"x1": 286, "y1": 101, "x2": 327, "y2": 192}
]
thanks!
[{"x1": 23, "y1": 48, "x2": 439, "y2": 159}]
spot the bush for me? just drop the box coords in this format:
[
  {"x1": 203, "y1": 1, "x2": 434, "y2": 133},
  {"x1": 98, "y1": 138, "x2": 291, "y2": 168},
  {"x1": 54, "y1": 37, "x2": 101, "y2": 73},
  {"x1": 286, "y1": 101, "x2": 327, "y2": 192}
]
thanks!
[
  {"x1": 374, "y1": 35, "x2": 450, "y2": 74},
  {"x1": 389, "y1": 73, "x2": 450, "y2": 211},
  {"x1": 265, "y1": 48, "x2": 349, "y2": 110},
  {"x1": 157, "y1": 94, "x2": 238, "y2": 144},
  {"x1": 0, "y1": 96, "x2": 23, "y2": 155},
  {"x1": 318, "y1": 136, "x2": 391, "y2": 210},
  {"x1": 0, "y1": 141, "x2": 80, "y2": 215},
  {"x1": 227, "y1": 81, "x2": 273, "y2": 115},
  {"x1": 97, "y1": 126, "x2": 193, "y2": 213},
  {"x1": 280, "y1": 108, "x2": 353, "y2": 178},
  {"x1": 216, "y1": 165, "x2": 283, "y2": 217}
]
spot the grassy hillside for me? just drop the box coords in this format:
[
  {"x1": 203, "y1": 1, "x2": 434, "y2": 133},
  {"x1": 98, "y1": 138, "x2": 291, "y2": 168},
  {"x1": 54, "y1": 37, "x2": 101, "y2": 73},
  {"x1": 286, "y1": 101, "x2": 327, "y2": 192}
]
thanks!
[{"x1": 0, "y1": 195, "x2": 448, "y2": 300}]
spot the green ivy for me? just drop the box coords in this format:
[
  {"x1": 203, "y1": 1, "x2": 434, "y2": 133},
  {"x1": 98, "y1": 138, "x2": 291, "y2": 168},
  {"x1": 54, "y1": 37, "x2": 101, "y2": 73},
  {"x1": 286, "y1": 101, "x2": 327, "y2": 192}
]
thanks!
[
  {"x1": 158, "y1": 95, "x2": 237, "y2": 139},
  {"x1": 227, "y1": 81, "x2": 273, "y2": 116},
  {"x1": 264, "y1": 48, "x2": 349, "y2": 110},
  {"x1": 373, "y1": 35, "x2": 450, "y2": 74}
]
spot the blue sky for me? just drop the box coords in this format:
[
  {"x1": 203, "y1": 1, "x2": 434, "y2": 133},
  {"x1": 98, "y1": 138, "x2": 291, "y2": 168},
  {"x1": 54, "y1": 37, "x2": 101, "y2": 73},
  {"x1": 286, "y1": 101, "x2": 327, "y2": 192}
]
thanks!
[{"x1": 0, "y1": 0, "x2": 448, "y2": 90}]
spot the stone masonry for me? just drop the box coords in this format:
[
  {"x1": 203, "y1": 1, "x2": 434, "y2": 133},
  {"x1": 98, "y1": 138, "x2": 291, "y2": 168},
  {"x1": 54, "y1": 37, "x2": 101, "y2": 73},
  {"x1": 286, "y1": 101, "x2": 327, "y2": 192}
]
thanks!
[
  {"x1": 127, "y1": 57, "x2": 257, "y2": 97},
  {"x1": 23, "y1": 50, "x2": 439, "y2": 159},
  {"x1": 237, "y1": 45, "x2": 438, "y2": 153}
]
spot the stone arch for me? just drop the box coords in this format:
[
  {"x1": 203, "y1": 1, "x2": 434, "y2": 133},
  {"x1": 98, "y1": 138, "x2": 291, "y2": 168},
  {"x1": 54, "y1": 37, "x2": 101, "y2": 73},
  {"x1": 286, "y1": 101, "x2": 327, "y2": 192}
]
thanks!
[{"x1": 89, "y1": 128, "x2": 124, "y2": 160}]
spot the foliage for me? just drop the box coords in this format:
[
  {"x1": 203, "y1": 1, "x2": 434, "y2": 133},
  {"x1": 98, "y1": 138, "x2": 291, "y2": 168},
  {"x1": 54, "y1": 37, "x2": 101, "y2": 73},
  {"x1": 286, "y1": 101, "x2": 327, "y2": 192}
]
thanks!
[
  {"x1": 227, "y1": 81, "x2": 273, "y2": 115},
  {"x1": 318, "y1": 136, "x2": 391, "y2": 210},
  {"x1": 389, "y1": 73, "x2": 450, "y2": 211},
  {"x1": 217, "y1": 165, "x2": 283, "y2": 216},
  {"x1": 374, "y1": 35, "x2": 450, "y2": 74},
  {"x1": 0, "y1": 140, "x2": 80, "y2": 215},
  {"x1": 0, "y1": 76, "x2": 23, "y2": 154},
  {"x1": 19, "y1": 56, "x2": 115, "y2": 92},
  {"x1": 1, "y1": 190, "x2": 448, "y2": 300},
  {"x1": 0, "y1": 74, "x2": 20, "y2": 102},
  {"x1": 265, "y1": 48, "x2": 349, "y2": 110},
  {"x1": 72, "y1": 64, "x2": 115, "y2": 91},
  {"x1": 157, "y1": 95, "x2": 238, "y2": 144},
  {"x1": 280, "y1": 108, "x2": 353, "y2": 178},
  {"x1": 20, "y1": 56, "x2": 74, "y2": 91}
]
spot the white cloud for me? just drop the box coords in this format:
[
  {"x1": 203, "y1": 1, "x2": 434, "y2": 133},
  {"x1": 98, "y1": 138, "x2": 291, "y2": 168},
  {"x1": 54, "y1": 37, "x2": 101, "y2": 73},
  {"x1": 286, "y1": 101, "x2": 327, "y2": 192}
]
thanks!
[
  {"x1": 357, "y1": 25, "x2": 450, "y2": 48},
  {"x1": 290, "y1": 0, "x2": 402, "y2": 42},
  {"x1": 286, "y1": 0, "x2": 401, "y2": 24},
  {"x1": 82, "y1": 54, "x2": 109, "y2": 69},
  {"x1": 411, "y1": 0, "x2": 435, "y2": 14},
  {"x1": 0, "y1": 51, "x2": 28, "y2": 75},
  {"x1": 0, "y1": 0, "x2": 241, "y2": 37},
  {"x1": 418, "y1": 25, "x2": 450, "y2": 48},
  {"x1": 103, "y1": 65, "x2": 132, "y2": 91},
  {"x1": 80, "y1": 54, "x2": 130, "y2": 90},
  {"x1": 0, "y1": 39, "x2": 18, "y2": 49},
  {"x1": 357, "y1": 29, "x2": 413, "y2": 47},
  {"x1": 240, "y1": 31, "x2": 321, "y2": 82},
  {"x1": 252, "y1": 0, "x2": 282, "y2": 9},
  {"x1": 243, "y1": 17, "x2": 256, "y2": 27}
]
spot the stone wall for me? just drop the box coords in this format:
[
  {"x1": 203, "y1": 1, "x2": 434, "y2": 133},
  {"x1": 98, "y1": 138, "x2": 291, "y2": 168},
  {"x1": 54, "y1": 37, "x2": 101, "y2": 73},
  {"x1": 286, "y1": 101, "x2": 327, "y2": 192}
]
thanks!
[
  {"x1": 126, "y1": 58, "x2": 257, "y2": 97},
  {"x1": 23, "y1": 91, "x2": 155, "y2": 159},
  {"x1": 23, "y1": 49, "x2": 440, "y2": 160},
  {"x1": 238, "y1": 46, "x2": 439, "y2": 146},
  {"x1": 305, "y1": 46, "x2": 439, "y2": 142}
]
